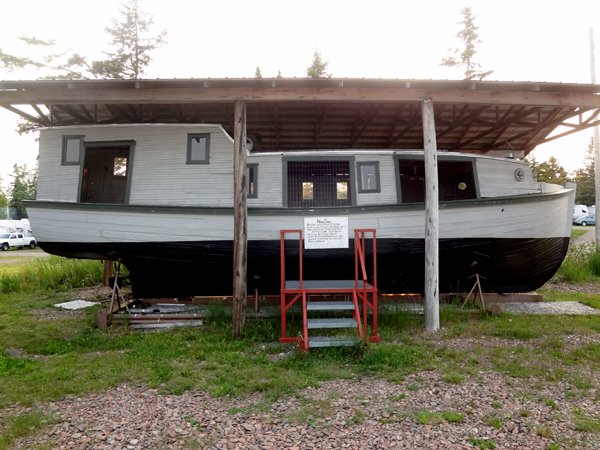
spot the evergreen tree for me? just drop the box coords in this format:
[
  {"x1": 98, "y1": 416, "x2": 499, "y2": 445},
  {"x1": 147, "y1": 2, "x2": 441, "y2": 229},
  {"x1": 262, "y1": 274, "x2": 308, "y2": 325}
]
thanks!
[
  {"x1": 276, "y1": 69, "x2": 282, "y2": 78},
  {"x1": 254, "y1": 66, "x2": 262, "y2": 78},
  {"x1": 440, "y1": 6, "x2": 493, "y2": 81},
  {"x1": 306, "y1": 49, "x2": 331, "y2": 78},
  {"x1": 527, "y1": 154, "x2": 571, "y2": 185},
  {"x1": 0, "y1": 179, "x2": 8, "y2": 220},
  {"x1": 9, "y1": 164, "x2": 37, "y2": 219},
  {"x1": 0, "y1": 0, "x2": 167, "y2": 80},
  {"x1": 93, "y1": 0, "x2": 168, "y2": 79},
  {"x1": 573, "y1": 138, "x2": 596, "y2": 206}
]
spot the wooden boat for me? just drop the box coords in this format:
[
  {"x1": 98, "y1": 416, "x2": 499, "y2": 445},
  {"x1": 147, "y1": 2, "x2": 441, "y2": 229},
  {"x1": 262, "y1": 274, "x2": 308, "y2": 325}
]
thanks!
[{"x1": 25, "y1": 123, "x2": 575, "y2": 297}]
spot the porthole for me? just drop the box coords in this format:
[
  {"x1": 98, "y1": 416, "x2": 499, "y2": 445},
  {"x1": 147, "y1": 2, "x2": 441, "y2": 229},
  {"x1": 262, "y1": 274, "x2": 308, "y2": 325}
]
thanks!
[{"x1": 515, "y1": 168, "x2": 525, "y2": 182}]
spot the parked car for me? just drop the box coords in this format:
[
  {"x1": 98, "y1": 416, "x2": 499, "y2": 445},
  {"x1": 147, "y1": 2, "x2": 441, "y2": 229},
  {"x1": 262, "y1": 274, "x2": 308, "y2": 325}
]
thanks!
[
  {"x1": 573, "y1": 216, "x2": 596, "y2": 227},
  {"x1": 0, "y1": 232, "x2": 37, "y2": 251}
]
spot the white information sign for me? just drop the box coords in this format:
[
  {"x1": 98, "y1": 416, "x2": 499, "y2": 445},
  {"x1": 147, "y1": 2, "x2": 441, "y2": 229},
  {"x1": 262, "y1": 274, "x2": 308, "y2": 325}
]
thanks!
[{"x1": 304, "y1": 217, "x2": 349, "y2": 249}]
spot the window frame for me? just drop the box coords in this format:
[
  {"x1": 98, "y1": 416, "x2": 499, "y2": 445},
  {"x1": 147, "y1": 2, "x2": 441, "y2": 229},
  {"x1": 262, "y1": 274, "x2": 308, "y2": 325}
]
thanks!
[
  {"x1": 247, "y1": 163, "x2": 258, "y2": 198},
  {"x1": 393, "y1": 154, "x2": 480, "y2": 204},
  {"x1": 186, "y1": 133, "x2": 211, "y2": 165},
  {"x1": 356, "y1": 161, "x2": 381, "y2": 194},
  {"x1": 61, "y1": 135, "x2": 85, "y2": 166},
  {"x1": 282, "y1": 156, "x2": 356, "y2": 208}
]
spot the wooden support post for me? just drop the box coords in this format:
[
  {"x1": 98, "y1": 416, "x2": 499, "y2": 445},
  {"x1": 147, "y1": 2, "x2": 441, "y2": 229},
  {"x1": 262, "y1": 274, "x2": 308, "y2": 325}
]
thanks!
[
  {"x1": 422, "y1": 97, "x2": 440, "y2": 332},
  {"x1": 232, "y1": 100, "x2": 248, "y2": 338},
  {"x1": 590, "y1": 29, "x2": 600, "y2": 246},
  {"x1": 102, "y1": 260, "x2": 113, "y2": 287}
]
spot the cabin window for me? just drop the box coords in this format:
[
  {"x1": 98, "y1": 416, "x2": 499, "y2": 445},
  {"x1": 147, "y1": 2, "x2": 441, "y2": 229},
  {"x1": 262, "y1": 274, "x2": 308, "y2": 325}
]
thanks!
[
  {"x1": 186, "y1": 133, "x2": 210, "y2": 164},
  {"x1": 287, "y1": 161, "x2": 351, "y2": 208},
  {"x1": 247, "y1": 164, "x2": 258, "y2": 198},
  {"x1": 62, "y1": 135, "x2": 84, "y2": 165},
  {"x1": 357, "y1": 162, "x2": 380, "y2": 193},
  {"x1": 398, "y1": 159, "x2": 477, "y2": 203}
]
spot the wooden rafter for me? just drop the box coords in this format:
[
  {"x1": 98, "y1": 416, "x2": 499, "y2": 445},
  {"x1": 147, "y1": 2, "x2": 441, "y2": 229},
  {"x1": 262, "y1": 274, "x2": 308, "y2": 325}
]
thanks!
[
  {"x1": 314, "y1": 103, "x2": 330, "y2": 148},
  {"x1": 385, "y1": 104, "x2": 420, "y2": 148},
  {"x1": 436, "y1": 105, "x2": 489, "y2": 139},
  {"x1": 453, "y1": 107, "x2": 543, "y2": 150},
  {"x1": 1, "y1": 104, "x2": 50, "y2": 126},
  {"x1": 350, "y1": 104, "x2": 384, "y2": 147},
  {"x1": 491, "y1": 108, "x2": 597, "y2": 150},
  {"x1": 535, "y1": 111, "x2": 600, "y2": 146},
  {"x1": 272, "y1": 104, "x2": 281, "y2": 148},
  {"x1": 53, "y1": 105, "x2": 89, "y2": 123},
  {"x1": 519, "y1": 107, "x2": 567, "y2": 148}
]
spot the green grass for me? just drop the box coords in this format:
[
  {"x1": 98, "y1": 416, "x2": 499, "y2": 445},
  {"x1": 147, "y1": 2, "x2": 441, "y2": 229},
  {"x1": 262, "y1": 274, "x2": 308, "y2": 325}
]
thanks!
[
  {"x1": 443, "y1": 410, "x2": 464, "y2": 423},
  {"x1": 572, "y1": 406, "x2": 600, "y2": 432},
  {"x1": 0, "y1": 410, "x2": 60, "y2": 450},
  {"x1": 5, "y1": 257, "x2": 600, "y2": 444},
  {"x1": 0, "y1": 255, "x2": 124, "y2": 294},
  {"x1": 469, "y1": 435, "x2": 495, "y2": 449},
  {"x1": 571, "y1": 228, "x2": 588, "y2": 240},
  {"x1": 554, "y1": 242, "x2": 600, "y2": 284},
  {"x1": 418, "y1": 410, "x2": 442, "y2": 425},
  {"x1": 441, "y1": 373, "x2": 464, "y2": 384}
]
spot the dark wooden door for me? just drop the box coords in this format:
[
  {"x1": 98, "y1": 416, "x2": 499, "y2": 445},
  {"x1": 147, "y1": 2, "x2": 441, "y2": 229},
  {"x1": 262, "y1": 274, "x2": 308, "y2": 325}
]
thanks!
[{"x1": 81, "y1": 147, "x2": 130, "y2": 204}]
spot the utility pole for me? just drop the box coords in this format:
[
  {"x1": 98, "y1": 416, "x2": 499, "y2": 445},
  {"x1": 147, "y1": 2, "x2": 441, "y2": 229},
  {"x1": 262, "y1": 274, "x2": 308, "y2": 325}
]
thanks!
[{"x1": 591, "y1": 28, "x2": 600, "y2": 245}]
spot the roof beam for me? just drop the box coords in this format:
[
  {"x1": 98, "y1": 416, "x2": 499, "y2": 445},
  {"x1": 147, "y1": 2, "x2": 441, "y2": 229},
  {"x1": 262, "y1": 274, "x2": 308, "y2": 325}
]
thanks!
[
  {"x1": 0, "y1": 104, "x2": 50, "y2": 126},
  {"x1": 2, "y1": 87, "x2": 600, "y2": 107}
]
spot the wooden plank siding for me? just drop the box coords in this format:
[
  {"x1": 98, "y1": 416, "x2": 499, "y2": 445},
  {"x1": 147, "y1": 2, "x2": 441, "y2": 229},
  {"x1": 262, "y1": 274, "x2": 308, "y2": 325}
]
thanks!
[{"x1": 37, "y1": 123, "x2": 544, "y2": 209}]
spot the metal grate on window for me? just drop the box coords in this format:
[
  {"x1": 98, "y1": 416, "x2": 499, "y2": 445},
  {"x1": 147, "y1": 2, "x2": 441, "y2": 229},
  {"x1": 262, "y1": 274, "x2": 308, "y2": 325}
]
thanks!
[{"x1": 287, "y1": 161, "x2": 351, "y2": 207}]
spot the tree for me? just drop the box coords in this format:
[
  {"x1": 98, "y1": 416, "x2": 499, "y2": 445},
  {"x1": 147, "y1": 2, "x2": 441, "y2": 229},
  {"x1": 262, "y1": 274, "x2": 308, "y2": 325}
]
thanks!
[
  {"x1": 254, "y1": 66, "x2": 262, "y2": 79},
  {"x1": 93, "y1": 0, "x2": 168, "y2": 79},
  {"x1": 8, "y1": 164, "x2": 37, "y2": 219},
  {"x1": 526, "y1": 153, "x2": 571, "y2": 185},
  {"x1": 573, "y1": 138, "x2": 596, "y2": 206},
  {"x1": 0, "y1": 179, "x2": 8, "y2": 220},
  {"x1": 276, "y1": 69, "x2": 283, "y2": 78},
  {"x1": 0, "y1": 0, "x2": 167, "y2": 80},
  {"x1": 306, "y1": 49, "x2": 331, "y2": 78},
  {"x1": 440, "y1": 6, "x2": 493, "y2": 81}
]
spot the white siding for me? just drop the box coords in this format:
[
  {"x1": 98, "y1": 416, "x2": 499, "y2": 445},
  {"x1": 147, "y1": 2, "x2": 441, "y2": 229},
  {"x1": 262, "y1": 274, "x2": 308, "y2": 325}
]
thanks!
[
  {"x1": 476, "y1": 159, "x2": 540, "y2": 198},
  {"x1": 37, "y1": 132, "x2": 80, "y2": 202},
  {"x1": 355, "y1": 155, "x2": 398, "y2": 206},
  {"x1": 247, "y1": 154, "x2": 282, "y2": 207},
  {"x1": 38, "y1": 124, "x2": 235, "y2": 206}
]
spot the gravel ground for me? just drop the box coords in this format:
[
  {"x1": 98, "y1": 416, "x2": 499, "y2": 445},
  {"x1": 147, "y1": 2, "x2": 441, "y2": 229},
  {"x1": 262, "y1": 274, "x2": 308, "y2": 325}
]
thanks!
[{"x1": 7, "y1": 353, "x2": 600, "y2": 450}]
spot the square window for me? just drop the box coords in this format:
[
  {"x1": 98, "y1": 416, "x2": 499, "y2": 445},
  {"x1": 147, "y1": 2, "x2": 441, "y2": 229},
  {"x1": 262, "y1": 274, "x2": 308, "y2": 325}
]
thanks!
[
  {"x1": 187, "y1": 133, "x2": 211, "y2": 164},
  {"x1": 62, "y1": 135, "x2": 84, "y2": 165},
  {"x1": 247, "y1": 164, "x2": 258, "y2": 198},
  {"x1": 357, "y1": 162, "x2": 380, "y2": 193},
  {"x1": 287, "y1": 161, "x2": 351, "y2": 207}
]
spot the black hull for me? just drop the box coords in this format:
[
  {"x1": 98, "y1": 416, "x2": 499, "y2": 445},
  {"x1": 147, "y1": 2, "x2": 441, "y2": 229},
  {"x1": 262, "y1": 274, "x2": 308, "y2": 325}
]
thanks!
[{"x1": 40, "y1": 237, "x2": 569, "y2": 298}]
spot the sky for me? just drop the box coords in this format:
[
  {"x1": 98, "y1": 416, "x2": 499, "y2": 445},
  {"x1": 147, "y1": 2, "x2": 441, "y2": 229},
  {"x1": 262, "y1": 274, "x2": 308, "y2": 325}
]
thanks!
[{"x1": 1, "y1": 0, "x2": 599, "y2": 186}]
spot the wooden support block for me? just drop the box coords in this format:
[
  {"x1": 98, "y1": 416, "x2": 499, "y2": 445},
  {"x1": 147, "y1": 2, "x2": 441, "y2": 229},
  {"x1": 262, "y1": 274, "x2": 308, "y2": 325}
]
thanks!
[{"x1": 97, "y1": 309, "x2": 108, "y2": 328}]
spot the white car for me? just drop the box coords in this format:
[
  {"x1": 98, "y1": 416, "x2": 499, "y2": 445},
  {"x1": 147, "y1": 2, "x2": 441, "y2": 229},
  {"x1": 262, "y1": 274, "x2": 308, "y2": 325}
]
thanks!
[{"x1": 0, "y1": 232, "x2": 37, "y2": 251}]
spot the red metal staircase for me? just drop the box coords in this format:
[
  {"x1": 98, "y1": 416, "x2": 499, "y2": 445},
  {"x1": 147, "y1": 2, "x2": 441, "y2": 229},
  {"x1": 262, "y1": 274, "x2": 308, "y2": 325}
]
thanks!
[{"x1": 279, "y1": 229, "x2": 380, "y2": 350}]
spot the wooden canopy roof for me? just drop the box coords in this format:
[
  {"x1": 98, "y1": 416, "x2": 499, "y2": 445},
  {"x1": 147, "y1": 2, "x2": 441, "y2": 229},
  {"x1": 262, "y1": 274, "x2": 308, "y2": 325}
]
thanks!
[{"x1": 1, "y1": 78, "x2": 599, "y2": 157}]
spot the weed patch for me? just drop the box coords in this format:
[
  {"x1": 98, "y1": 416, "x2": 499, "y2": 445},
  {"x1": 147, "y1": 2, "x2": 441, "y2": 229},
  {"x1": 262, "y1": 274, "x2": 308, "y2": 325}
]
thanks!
[{"x1": 0, "y1": 410, "x2": 60, "y2": 450}]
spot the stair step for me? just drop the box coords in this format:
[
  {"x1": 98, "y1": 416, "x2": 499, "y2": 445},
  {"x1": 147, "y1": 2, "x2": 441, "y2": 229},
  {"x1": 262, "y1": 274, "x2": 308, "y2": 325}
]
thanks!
[
  {"x1": 307, "y1": 318, "x2": 358, "y2": 329},
  {"x1": 308, "y1": 336, "x2": 361, "y2": 348},
  {"x1": 286, "y1": 280, "x2": 366, "y2": 290},
  {"x1": 307, "y1": 301, "x2": 355, "y2": 311}
]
